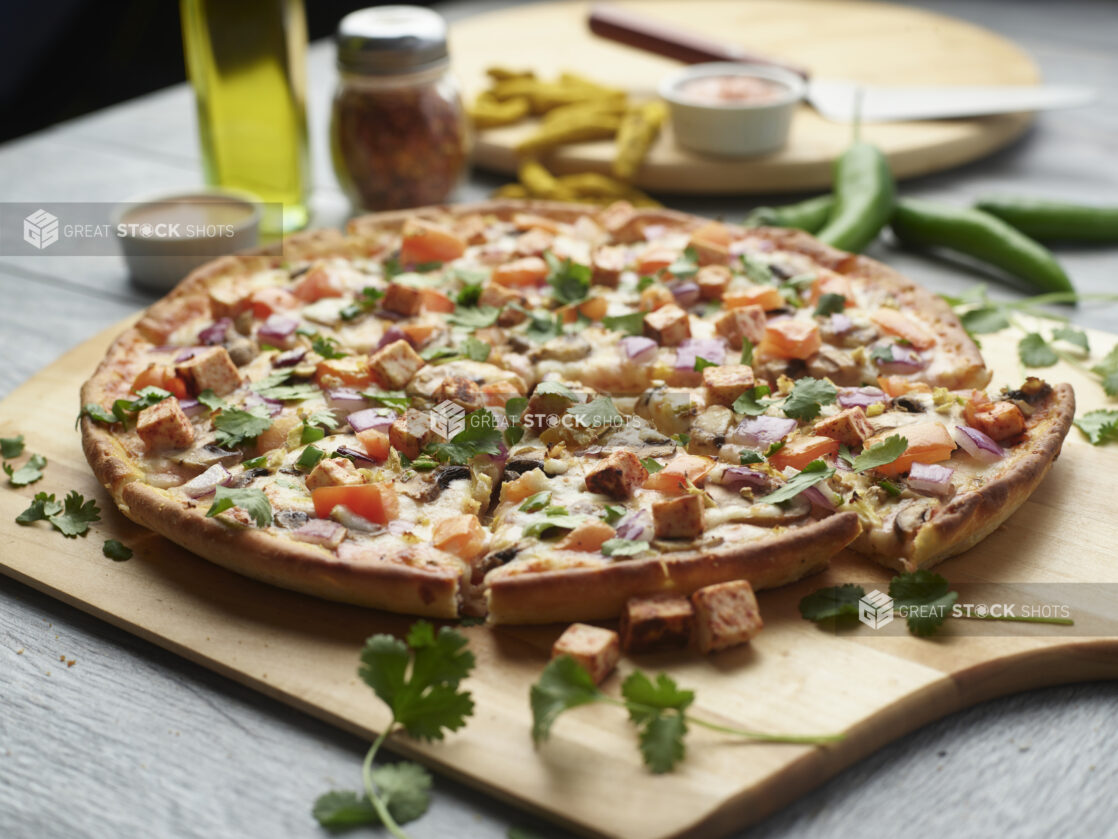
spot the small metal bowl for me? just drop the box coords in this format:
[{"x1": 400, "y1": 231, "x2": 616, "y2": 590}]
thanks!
[
  {"x1": 659, "y1": 62, "x2": 805, "y2": 157},
  {"x1": 114, "y1": 190, "x2": 260, "y2": 292}
]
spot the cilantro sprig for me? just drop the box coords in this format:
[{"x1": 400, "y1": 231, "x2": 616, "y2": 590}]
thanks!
[
  {"x1": 731, "y1": 377, "x2": 836, "y2": 421},
  {"x1": 423, "y1": 409, "x2": 502, "y2": 465},
  {"x1": 16, "y1": 490, "x2": 101, "y2": 537},
  {"x1": 762, "y1": 460, "x2": 835, "y2": 505},
  {"x1": 78, "y1": 386, "x2": 172, "y2": 428},
  {"x1": 5, "y1": 453, "x2": 46, "y2": 487},
  {"x1": 313, "y1": 622, "x2": 475, "y2": 836},
  {"x1": 531, "y1": 657, "x2": 842, "y2": 774},
  {"x1": 849, "y1": 435, "x2": 907, "y2": 472},
  {"x1": 212, "y1": 406, "x2": 273, "y2": 448},
  {"x1": 1075, "y1": 409, "x2": 1118, "y2": 446},
  {"x1": 544, "y1": 252, "x2": 591, "y2": 305}
]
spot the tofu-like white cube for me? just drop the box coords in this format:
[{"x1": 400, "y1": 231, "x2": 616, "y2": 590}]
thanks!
[
  {"x1": 702, "y1": 364, "x2": 756, "y2": 407},
  {"x1": 369, "y1": 339, "x2": 425, "y2": 389},
  {"x1": 643, "y1": 303, "x2": 691, "y2": 347},
  {"x1": 652, "y1": 494, "x2": 704, "y2": 540},
  {"x1": 691, "y1": 580, "x2": 764, "y2": 653},
  {"x1": 715, "y1": 305, "x2": 767, "y2": 349},
  {"x1": 136, "y1": 397, "x2": 195, "y2": 452},
  {"x1": 382, "y1": 282, "x2": 423, "y2": 316},
  {"x1": 176, "y1": 346, "x2": 242, "y2": 396},
  {"x1": 813, "y1": 406, "x2": 875, "y2": 446},
  {"x1": 585, "y1": 450, "x2": 649, "y2": 499},
  {"x1": 389, "y1": 409, "x2": 439, "y2": 459},
  {"x1": 552, "y1": 623, "x2": 620, "y2": 684},
  {"x1": 696, "y1": 264, "x2": 731, "y2": 300},
  {"x1": 305, "y1": 457, "x2": 365, "y2": 491}
]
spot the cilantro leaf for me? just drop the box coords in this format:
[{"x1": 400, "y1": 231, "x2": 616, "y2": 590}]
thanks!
[
  {"x1": 16, "y1": 492, "x2": 62, "y2": 524},
  {"x1": 534, "y1": 381, "x2": 576, "y2": 400},
  {"x1": 519, "y1": 491, "x2": 551, "y2": 513},
  {"x1": 78, "y1": 403, "x2": 118, "y2": 426},
  {"x1": 420, "y1": 345, "x2": 461, "y2": 363},
  {"x1": 851, "y1": 435, "x2": 907, "y2": 473},
  {"x1": 1018, "y1": 333, "x2": 1058, "y2": 368},
  {"x1": 424, "y1": 409, "x2": 502, "y2": 465},
  {"x1": 959, "y1": 306, "x2": 1010, "y2": 335},
  {"x1": 305, "y1": 408, "x2": 339, "y2": 430},
  {"x1": 523, "y1": 514, "x2": 585, "y2": 539},
  {"x1": 782, "y1": 377, "x2": 837, "y2": 422},
  {"x1": 637, "y1": 713, "x2": 687, "y2": 774},
  {"x1": 102, "y1": 539, "x2": 133, "y2": 561},
  {"x1": 362, "y1": 388, "x2": 410, "y2": 412},
  {"x1": 693, "y1": 356, "x2": 718, "y2": 372},
  {"x1": 600, "y1": 538, "x2": 649, "y2": 557},
  {"x1": 641, "y1": 457, "x2": 663, "y2": 473},
  {"x1": 600, "y1": 504, "x2": 626, "y2": 525},
  {"x1": 312, "y1": 790, "x2": 380, "y2": 829},
  {"x1": 1090, "y1": 345, "x2": 1118, "y2": 397},
  {"x1": 740, "y1": 339, "x2": 754, "y2": 366},
  {"x1": 620, "y1": 672, "x2": 694, "y2": 773},
  {"x1": 665, "y1": 247, "x2": 699, "y2": 279},
  {"x1": 371, "y1": 762, "x2": 432, "y2": 824},
  {"x1": 566, "y1": 396, "x2": 621, "y2": 430},
  {"x1": 523, "y1": 309, "x2": 563, "y2": 341},
  {"x1": 620, "y1": 672, "x2": 694, "y2": 724},
  {"x1": 312, "y1": 334, "x2": 347, "y2": 360},
  {"x1": 813, "y1": 293, "x2": 846, "y2": 317},
  {"x1": 252, "y1": 373, "x2": 320, "y2": 402},
  {"x1": 463, "y1": 335, "x2": 491, "y2": 362},
  {"x1": 1052, "y1": 326, "x2": 1089, "y2": 353},
  {"x1": 739, "y1": 450, "x2": 764, "y2": 465},
  {"x1": 447, "y1": 306, "x2": 500, "y2": 330},
  {"x1": 799, "y1": 584, "x2": 867, "y2": 623},
  {"x1": 212, "y1": 406, "x2": 273, "y2": 448},
  {"x1": 205, "y1": 486, "x2": 272, "y2": 527},
  {"x1": 1074, "y1": 409, "x2": 1118, "y2": 446},
  {"x1": 1, "y1": 435, "x2": 25, "y2": 459},
  {"x1": 740, "y1": 254, "x2": 774, "y2": 285},
  {"x1": 762, "y1": 460, "x2": 835, "y2": 505},
  {"x1": 196, "y1": 390, "x2": 228, "y2": 412},
  {"x1": 5, "y1": 453, "x2": 46, "y2": 487},
  {"x1": 732, "y1": 384, "x2": 773, "y2": 415},
  {"x1": 602, "y1": 311, "x2": 645, "y2": 335},
  {"x1": 530, "y1": 655, "x2": 603, "y2": 744},
  {"x1": 49, "y1": 490, "x2": 101, "y2": 537},
  {"x1": 455, "y1": 283, "x2": 483, "y2": 307},
  {"x1": 889, "y1": 570, "x2": 958, "y2": 637},
  {"x1": 544, "y1": 252, "x2": 591, "y2": 304}
]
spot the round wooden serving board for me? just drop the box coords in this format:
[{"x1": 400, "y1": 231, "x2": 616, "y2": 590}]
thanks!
[{"x1": 451, "y1": 0, "x2": 1041, "y2": 194}]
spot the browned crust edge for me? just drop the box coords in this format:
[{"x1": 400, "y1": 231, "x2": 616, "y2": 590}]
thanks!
[
  {"x1": 79, "y1": 200, "x2": 993, "y2": 620},
  {"x1": 484, "y1": 512, "x2": 862, "y2": 625}
]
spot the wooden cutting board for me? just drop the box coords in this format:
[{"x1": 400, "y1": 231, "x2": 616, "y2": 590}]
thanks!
[
  {"x1": 453, "y1": 0, "x2": 1040, "y2": 194},
  {"x1": 2, "y1": 318, "x2": 1118, "y2": 839}
]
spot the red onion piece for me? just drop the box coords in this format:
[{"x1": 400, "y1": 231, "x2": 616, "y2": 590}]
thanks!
[
  {"x1": 258, "y1": 315, "x2": 299, "y2": 347},
  {"x1": 198, "y1": 318, "x2": 232, "y2": 346},
  {"x1": 802, "y1": 485, "x2": 837, "y2": 511},
  {"x1": 837, "y1": 387, "x2": 888, "y2": 410},
  {"x1": 907, "y1": 462, "x2": 956, "y2": 496},
  {"x1": 674, "y1": 338, "x2": 726, "y2": 371},
  {"x1": 291, "y1": 518, "x2": 346, "y2": 546},
  {"x1": 829, "y1": 313, "x2": 853, "y2": 334},
  {"x1": 347, "y1": 408, "x2": 395, "y2": 433},
  {"x1": 273, "y1": 348, "x2": 307, "y2": 368},
  {"x1": 178, "y1": 398, "x2": 204, "y2": 417},
  {"x1": 335, "y1": 445, "x2": 378, "y2": 466},
  {"x1": 376, "y1": 325, "x2": 415, "y2": 349},
  {"x1": 180, "y1": 464, "x2": 232, "y2": 498},
  {"x1": 872, "y1": 341, "x2": 926, "y2": 374},
  {"x1": 327, "y1": 387, "x2": 368, "y2": 410},
  {"x1": 669, "y1": 280, "x2": 701, "y2": 308},
  {"x1": 953, "y1": 425, "x2": 1003, "y2": 463},
  {"x1": 716, "y1": 466, "x2": 770, "y2": 491},
  {"x1": 620, "y1": 336, "x2": 657, "y2": 364},
  {"x1": 731, "y1": 416, "x2": 797, "y2": 446},
  {"x1": 615, "y1": 509, "x2": 652, "y2": 542},
  {"x1": 244, "y1": 393, "x2": 283, "y2": 417},
  {"x1": 175, "y1": 347, "x2": 201, "y2": 363}
]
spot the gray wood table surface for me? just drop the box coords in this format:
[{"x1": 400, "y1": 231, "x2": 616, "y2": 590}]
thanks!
[{"x1": 3, "y1": 2, "x2": 1118, "y2": 837}]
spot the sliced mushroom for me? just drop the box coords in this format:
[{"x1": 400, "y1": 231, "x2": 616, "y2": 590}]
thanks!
[
  {"x1": 528, "y1": 334, "x2": 592, "y2": 363},
  {"x1": 706, "y1": 494, "x2": 811, "y2": 527},
  {"x1": 893, "y1": 498, "x2": 937, "y2": 542},
  {"x1": 225, "y1": 336, "x2": 260, "y2": 367},
  {"x1": 805, "y1": 345, "x2": 861, "y2": 386},
  {"x1": 687, "y1": 405, "x2": 732, "y2": 456},
  {"x1": 175, "y1": 444, "x2": 243, "y2": 472},
  {"x1": 274, "y1": 510, "x2": 309, "y2": 529},
  {"x1": 436, "y1": 464, "x2": 472, "y2": 489}
]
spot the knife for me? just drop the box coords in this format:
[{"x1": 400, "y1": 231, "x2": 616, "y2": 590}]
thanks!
[{"x1": 588, "y1": 5, "x2": 1096, "y2": 123}]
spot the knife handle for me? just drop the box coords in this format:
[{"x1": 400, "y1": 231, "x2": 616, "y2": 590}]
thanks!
[{"x1": 588, "y1": 4, "x2": 809, "y2": 79}]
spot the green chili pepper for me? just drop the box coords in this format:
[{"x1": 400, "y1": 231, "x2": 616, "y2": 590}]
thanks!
[
  {"x1": 815, "y1": 141, "x2": 895, "y2": 254},
  {"x1": 975, "y1": 197, "x2": 1118, "y2": 243},
  {"x1": 745, "y1": 194, "x2": 835, "y2": 234},
  {"x1": 891, "y1": 198, "x2": 1075, "y2": 294}
]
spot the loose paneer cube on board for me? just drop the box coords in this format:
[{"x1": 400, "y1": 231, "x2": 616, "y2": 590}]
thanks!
[
  {"x1": 619, "y1": 595, "x2": 695, "y2": 653},
  {"x1": 552, "y1": 623, "x2": 620, "y2": 684},
  {"x1": 135, "y1": 398, "x2": 195, "y2": 452},
  {"x1": 690, "y1": 580, "x2": 764, "y2": 653},
  {"x1": 175, "y1": 346, "x2": 241, "y2": 396}
]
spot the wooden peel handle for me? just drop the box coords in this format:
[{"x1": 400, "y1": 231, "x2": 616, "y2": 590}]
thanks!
[{"x1": 587, "y1": 4, "x2": 809, "y2": 79}]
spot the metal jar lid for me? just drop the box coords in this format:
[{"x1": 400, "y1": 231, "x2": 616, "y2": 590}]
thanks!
[{"x1": 336, "y1": 5, "x2": 450, "y2": 75}]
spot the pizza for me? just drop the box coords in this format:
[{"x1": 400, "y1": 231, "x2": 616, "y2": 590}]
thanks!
[{"x1": 79, "y1": 200, "x2": 1074, "y2": 624}]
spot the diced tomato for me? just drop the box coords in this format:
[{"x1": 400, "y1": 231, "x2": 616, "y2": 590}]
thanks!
[
  {"x1": 292, "y1": 266, "x2": 345, "y2": 302},
  {"x1": 643, "y1": 454, "x2": 714, "y2": 494},
  {"x1": 870, "y1": 421, "x2": 956, "y2": 477},
  {"x1": 481, "y1": 380, "x2": 521, "y2": 408},
  {"x1": 312, "y1": 484, "x2": 398, "y2": 524},
  {"x1": 725, "y1": 284, "x2": 785, "y2": 312},
  {"x1": 398, "y1": 323, "x2": 436, "y2": 347},
  {"x1": 809, "y1": 272, "x2": 854, "y2": 305},
  {"x1": 248, "y1": 286, "x2": 301, "y2": 319},
  {"x1": 962, "y1": 390, "x2": 992, "y2": 426},
  {"x1": 133, "y1": 364, "x2": 188, "y2": 399},
  {"x1": 558, "y1": 520, "x2": 616, "y2": 552},
  {"x1": 492, "y1": 256, "x2": 548, "y2": 287},
  {"x1": 561, "y1": 296, "x2": 609, "y2": 323},
  {"x1": 689, "y1": 221, "x2": 732, "y2": 264},
  {"x1": 513, "y1": 212, "x2": 561, "y2": 234},
  {"x1": 314, "y1": 357, "x2": 373, "y2": 389},
  {"x1": 420, "y1": 288, "x2": 456, "y2": 313},
  {"x1": 356, "y1": 428, "x2": 390, "y2": 461},
  {"x1": 877, "y1": 375, "x2": 933, "y2": 398},
  {"x1": 759, "y1": 319, "x2": 822, "y2": 360},
  {"x1": 768, "y1": 435, "x2": 840, "y2": 471},
  {"x1": 636, "y1": 246, "x2": 679, "y2": 275},
  {"x1": 870, "y1": 308, "x2": 937, "y2": 350},
  {"x1": 399, "y1": 218, "x2": 466, "y2": 265},
  {"x1": 431, "y1": 514, "x2": 488, "y2": 561}
]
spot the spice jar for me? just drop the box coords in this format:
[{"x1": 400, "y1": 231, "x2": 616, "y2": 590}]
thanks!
[{"x1": 331, "y1": 6, "x2": 471, "y2": 211}]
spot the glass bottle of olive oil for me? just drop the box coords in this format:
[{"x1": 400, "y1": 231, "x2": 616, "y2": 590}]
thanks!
[{"x1": 180, "y1": 0, "x2": 311, "y2": 234}]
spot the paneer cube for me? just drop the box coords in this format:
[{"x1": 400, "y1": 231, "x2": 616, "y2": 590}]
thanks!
[
  {"x1": 591, "y1": 245, "x2": 627, "y2": 288},
  {"x1": 652, "y1": 493, "x2": 705, "y2": 540},
  {"x1": 369, "y1": 339, "x2": 425, "y2": 389},
  {"x1": 639, "y1": 284, "x2": 675, "y2": 312},
  {"x1": 643, "y1": 303, "x2": 691, "y2": 347},
  {"x1": 695, "y1": 264, "x2": 731, "y2": 300},
  {"x1": 970, "y1": 400, "x2": 1026, "y2": 442},
  {"x1": 136, "y1": 397, "x2": 195, "y2": 452},
  {"x1": 813, "y1": 406, "x2": 875, "y2": 446},
  {"x1": 715, "y1": 304, "x2": 767, "y2": 349},
  {"x1": 690, "y1": 580, "x2": 764, "y2": 653},
  {"x1": 382, "y1": 282, "x2": 423, "y2": 317},
  {"x1": 479, "y1": 282, "x2": 524, "y2": 310},
  {"x1": 584, "y1": 450, "x2": 649, "y2": 499},
  {"x1": 619, "y1": 594, "x2": 695, "y2": 653},
  {"x1": 175, "y1": 346, "x2": 241, "y2": 396},
  {"x1": 702, "y1": 364, "x2": 755, "y2": 406},
  {"x1": 432, "y1": 376, "x2": 484, "y2": 411},
  {"x1": 552, "y1": 623, "x2": 620, "y2": 684},
  {"x1": 389, "y1": 409, "x2": 439, "y2": 459},
  {"x1": 305, "y1": 457, "x2": 365, "y2": 491}
]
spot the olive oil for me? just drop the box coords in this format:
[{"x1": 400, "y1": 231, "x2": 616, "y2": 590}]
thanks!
[{"x1": 181, "y1": 0, "x2": 310, "y2": 233}]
